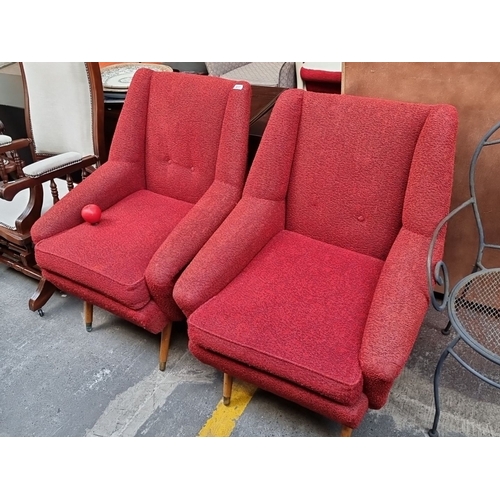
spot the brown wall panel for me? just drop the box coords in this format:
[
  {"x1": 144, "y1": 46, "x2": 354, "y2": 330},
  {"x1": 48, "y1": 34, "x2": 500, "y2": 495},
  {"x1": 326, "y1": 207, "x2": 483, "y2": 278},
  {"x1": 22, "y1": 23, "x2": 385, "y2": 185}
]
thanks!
[{"x1": 343, "y1": 62, "x2": 500, "y2": 288}]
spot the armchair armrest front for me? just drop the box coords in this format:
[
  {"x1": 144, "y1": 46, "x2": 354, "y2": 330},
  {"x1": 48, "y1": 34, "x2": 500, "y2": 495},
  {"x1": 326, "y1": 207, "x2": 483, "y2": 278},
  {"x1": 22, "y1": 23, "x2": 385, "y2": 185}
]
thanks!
[
  {"x1": 145, "y1": 179, "x2": 243, "y2": 315},
  {"x1": 360, "y1": 227, "x2": 435, "y2": 409},
  {"x1": 173, "y1": 195, "x2": 285, "y2": 318},
  {"x1": 31, "y1": 158, "x2": 145, "y2": 244}
]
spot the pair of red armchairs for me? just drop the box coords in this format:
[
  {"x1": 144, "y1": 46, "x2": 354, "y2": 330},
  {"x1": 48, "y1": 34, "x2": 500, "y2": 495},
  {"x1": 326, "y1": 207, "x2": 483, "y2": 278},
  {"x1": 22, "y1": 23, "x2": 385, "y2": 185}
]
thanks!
[{"x1": 32, "y1": 69, "x2": 458, "y2": 435}]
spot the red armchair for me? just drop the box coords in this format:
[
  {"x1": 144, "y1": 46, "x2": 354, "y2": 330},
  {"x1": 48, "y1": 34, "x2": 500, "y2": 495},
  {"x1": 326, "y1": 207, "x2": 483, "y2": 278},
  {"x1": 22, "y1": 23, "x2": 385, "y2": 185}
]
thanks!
[
  {"x1": 30, "y1": 70, "x2": 251, "y2": 370},
  {"x1": 173, "y1": 90, "x2": 458, "y2": 435}
]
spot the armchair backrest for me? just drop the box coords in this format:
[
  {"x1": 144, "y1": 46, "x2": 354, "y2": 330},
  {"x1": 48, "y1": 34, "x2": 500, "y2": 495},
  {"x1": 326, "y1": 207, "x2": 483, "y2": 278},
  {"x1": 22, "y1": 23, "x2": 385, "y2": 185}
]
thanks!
[
  {"x1": 109, "y1": 70, "x2": 251, "y2": 204},
  {"x1": 245, "y1": 90, "x2": 458, "y2": 260},
  {"x1": 20, "y1": 62, "x2": 105, "y2": 162}
]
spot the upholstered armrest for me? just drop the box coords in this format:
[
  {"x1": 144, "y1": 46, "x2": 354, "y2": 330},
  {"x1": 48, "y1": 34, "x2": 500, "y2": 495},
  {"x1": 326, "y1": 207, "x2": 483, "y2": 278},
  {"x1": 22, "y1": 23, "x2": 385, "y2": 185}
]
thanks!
[
  {"x1": 0, "y1": 137, "x2": 32, "y2": 153},
  {"x1": 359, "y1": 228, "x2": 433, "y2": 408},
  {"x1": 31, "y1": 159, "x2": 145, "y2": 244},
  {"x1": 23, "y1": 152, "x2": 82, "y2": 177},
  {"x1": 145, "y1": 179, "x2": 242, "y2": 314},
  {"x1": 0, "y1": 154, "x2": 98, "y2": 201},
  {"x1": 173, "y1": 196, "x2": 285, "y2": 317}
]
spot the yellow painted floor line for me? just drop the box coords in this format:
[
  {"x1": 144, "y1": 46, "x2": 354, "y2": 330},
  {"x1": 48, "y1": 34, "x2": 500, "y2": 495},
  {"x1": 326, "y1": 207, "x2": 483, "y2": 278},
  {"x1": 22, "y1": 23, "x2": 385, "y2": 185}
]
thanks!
[{"x1": 198, "y1": 380, "x2": 257, "y2": 437}]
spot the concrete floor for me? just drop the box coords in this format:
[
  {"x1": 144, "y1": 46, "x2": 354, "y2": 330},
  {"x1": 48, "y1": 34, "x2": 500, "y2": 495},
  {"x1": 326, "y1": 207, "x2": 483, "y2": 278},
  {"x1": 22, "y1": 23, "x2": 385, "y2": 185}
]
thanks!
[{"x1": 1, "y1": 264, "x2": 500, "y2": 437}]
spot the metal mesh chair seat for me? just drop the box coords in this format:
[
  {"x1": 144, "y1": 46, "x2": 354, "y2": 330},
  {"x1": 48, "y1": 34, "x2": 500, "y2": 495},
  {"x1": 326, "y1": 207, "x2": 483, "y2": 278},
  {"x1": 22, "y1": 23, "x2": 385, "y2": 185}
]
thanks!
[{"x1": 451, "y1": 269, "x2": 500, "y2": 362}]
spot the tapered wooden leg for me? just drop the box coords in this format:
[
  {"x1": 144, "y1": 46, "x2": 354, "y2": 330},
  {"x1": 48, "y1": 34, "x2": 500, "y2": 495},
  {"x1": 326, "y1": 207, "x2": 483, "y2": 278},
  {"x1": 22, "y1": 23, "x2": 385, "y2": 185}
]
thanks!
[
  {"x1": 223, "y1": 373, "x2": 233, "y2": 406},
  {"x1": 340, "y1": 425, "x2": 353, "y2": 437},
  {"x1": 159, "y1": 322, "x2": 172, "y2": 371},
  {"x1": 84, "y1": 301, "x2": 93, "y2": 332},
  {"x1": 29, "y1": 278, "x2": 57, "y2": 313}
]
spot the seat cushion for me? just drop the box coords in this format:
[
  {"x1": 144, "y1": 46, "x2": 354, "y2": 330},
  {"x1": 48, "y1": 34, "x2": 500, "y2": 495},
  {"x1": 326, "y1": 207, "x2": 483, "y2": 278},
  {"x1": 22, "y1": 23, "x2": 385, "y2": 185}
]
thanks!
[
  {"x1": 189, "y1": 341, "x2": 369, "y2": 428},
  {"x1": 221, "y1": 62, "x2": 286, "y2": 87},
  {"x1": 188, "y1": 230, "x2": 384, "y2": 406},
  {"x1": 35, "y1": 190, "x2": 193, "y2": 310}
]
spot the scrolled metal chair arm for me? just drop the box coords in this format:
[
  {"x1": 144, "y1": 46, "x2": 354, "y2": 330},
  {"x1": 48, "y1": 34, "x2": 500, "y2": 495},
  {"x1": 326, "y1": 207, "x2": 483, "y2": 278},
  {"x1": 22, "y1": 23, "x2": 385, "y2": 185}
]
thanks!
[
  {"x1": 429, "y1": 259, "x2": 450, "y2": 311},
  {"x1": 427, "y1": 198, "x2": 474, "y2": 312}
]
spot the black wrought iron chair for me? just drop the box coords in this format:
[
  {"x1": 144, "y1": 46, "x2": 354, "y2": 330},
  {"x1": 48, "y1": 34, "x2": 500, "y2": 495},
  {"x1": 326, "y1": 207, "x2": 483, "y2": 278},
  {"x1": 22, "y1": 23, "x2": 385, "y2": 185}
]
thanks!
[{"x1": 427, "y1": 119, "x2": 500, "y2": 436}]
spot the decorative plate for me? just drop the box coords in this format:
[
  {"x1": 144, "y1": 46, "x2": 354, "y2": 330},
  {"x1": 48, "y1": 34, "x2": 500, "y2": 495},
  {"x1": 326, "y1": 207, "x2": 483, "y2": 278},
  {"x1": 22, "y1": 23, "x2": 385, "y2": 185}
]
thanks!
[{"x1": 101, "y1": 63, "x2": 173, "y2": 91}]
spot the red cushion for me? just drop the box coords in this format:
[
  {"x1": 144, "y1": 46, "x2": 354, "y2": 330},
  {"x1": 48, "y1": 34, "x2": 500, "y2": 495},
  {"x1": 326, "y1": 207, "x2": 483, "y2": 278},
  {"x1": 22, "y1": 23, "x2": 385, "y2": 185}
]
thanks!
[
  {"x1": 187, "y1": 230, "x2": 384, "y2": 406},
  {"x1": 300, "y1": 67, "x2": 342, "y2": 84},
  {"x1": 35, "y1": 190, "x2": 193, "y2": 310},
  {"x1": 300, "y1": 68, "x2": 342, "y2": 94},
  {"x1": 189, "y1": 341, "x2": 369, "y2": 428}
]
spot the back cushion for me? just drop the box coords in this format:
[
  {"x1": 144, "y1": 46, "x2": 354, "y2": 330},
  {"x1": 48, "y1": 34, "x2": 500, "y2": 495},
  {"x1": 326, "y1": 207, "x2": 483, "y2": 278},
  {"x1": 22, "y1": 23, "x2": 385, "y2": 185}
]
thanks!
[
  {"x1": 286, "y1": 93, "x2": 431, "y2": 260},
  {"x1": 144, "y1": 72, "x2": 235, "y2": 204}
]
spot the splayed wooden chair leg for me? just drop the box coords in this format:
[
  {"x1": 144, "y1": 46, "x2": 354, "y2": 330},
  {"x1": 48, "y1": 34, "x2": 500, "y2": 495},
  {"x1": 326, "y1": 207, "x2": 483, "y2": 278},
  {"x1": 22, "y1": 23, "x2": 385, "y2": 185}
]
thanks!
[
  {"x1": 340, "y1": 425, "x2": 353, "y2": 437},
  {"x1": 223, "y1": 373, "x2": 233, "y2": 406},
  {"x1": 159, "y1": 322, "x2": 172, "y2": 371},
  {"x1": 84, "y1": 301, "x2": 93, "y2": 332},
  {"x1": 29, "y1": 278, "x2": 57, "y2": 314}
]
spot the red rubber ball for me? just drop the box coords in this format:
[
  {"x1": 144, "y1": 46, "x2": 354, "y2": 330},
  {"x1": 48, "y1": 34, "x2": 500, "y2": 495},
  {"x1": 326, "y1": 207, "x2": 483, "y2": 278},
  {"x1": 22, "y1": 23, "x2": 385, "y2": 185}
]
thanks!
[{"x1": 81, "y1": 204, "x2": 102, "y2": 224}]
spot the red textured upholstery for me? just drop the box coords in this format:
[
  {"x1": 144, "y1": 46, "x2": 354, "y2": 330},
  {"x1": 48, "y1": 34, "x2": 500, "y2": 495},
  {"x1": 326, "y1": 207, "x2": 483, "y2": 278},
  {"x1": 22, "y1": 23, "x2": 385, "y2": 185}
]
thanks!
[
  {"x1": 300, "y1": 67, "x2": 342, "y2": 94},
  {"x1": 31, "y1": 70, "x2": 251, "y2": 336},
  {"x1": 35, "y1": 191, "x2": 193, "y2": 311},
  {"x1": 173, "y1": 90, "x2": 458, "y2": 429},
  {"x1": 188, "y1": 230, "x2": 384, "y2": 405}
]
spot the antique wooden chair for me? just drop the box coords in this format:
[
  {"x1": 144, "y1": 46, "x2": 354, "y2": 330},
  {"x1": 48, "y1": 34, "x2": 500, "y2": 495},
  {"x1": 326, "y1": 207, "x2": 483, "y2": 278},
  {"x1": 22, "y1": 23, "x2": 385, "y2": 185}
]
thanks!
[
  {"x1": 0, "y1": 62, "x2": 105, "y2": 286},
  {"x1": 30, "y1": 70, "x2": 251, "y2": 370},
  {"x1": 173, "y1": 90, "x2": 458, "y2": 436}
]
